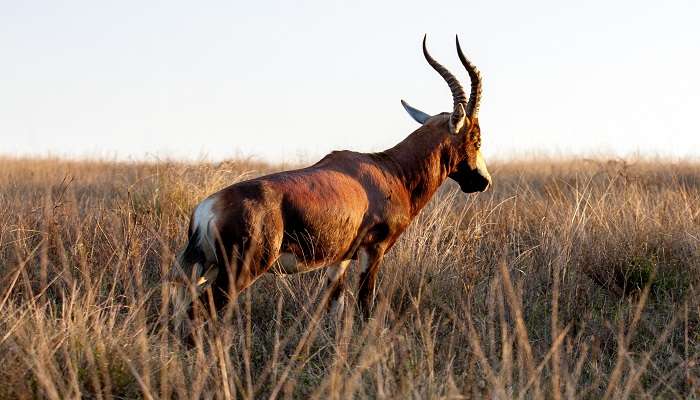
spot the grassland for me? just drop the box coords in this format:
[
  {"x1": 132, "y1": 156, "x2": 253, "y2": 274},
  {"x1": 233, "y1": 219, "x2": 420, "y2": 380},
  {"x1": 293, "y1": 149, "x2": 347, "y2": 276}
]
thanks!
[{"x1": 0, "y1": 156, "x2": 698, "y2": 399}]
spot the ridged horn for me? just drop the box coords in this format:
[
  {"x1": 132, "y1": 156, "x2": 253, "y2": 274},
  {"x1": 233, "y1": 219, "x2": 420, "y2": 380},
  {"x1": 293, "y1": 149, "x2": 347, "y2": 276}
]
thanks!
[
  {"x1": 455, "y1": 35, "x2": 483, "y2": 117},
  {"x1": 422, "y1": 35, "x2": 467, "y2": 110}
]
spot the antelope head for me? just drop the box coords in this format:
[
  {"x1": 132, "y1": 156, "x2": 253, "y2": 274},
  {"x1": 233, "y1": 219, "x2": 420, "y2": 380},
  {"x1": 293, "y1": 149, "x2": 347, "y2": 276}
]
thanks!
[{"x1": 402, "y1": 35, "x2": 491, "y2": 193}]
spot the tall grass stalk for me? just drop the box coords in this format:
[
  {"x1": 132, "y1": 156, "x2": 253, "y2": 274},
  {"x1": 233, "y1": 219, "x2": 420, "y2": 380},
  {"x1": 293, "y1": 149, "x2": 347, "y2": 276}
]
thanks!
[{"x1": 0, "y1": 156, "x2": 698, "y2": 398}]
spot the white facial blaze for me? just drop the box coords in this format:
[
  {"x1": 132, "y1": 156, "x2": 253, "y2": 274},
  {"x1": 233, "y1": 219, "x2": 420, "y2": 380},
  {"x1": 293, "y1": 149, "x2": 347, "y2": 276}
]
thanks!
[{"x1": 476, "y1": 150, "x2": 491, "y2": 184}]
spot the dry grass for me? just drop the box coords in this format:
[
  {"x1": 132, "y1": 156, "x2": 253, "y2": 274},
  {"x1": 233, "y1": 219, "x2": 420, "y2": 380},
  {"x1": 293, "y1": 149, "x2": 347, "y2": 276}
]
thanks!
[{"x1": 0, "y1": 155, "x2": 698, "y2": 399}]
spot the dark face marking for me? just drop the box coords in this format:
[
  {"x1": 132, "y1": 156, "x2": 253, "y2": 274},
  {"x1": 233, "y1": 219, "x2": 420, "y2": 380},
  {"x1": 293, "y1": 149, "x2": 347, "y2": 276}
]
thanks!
[
  {"x1": 448, "y1": 159, "x2": 491, "y2": 193},
  {"x1": 448, "y1": 121, "x2": 491, "y2": 193}
]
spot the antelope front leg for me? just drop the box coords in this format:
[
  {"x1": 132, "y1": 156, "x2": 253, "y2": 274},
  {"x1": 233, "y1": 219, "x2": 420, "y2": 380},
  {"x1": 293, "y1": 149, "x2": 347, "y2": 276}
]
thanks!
[{"x1": 357, "y1": 247, "x2": 385, "y2": 319}]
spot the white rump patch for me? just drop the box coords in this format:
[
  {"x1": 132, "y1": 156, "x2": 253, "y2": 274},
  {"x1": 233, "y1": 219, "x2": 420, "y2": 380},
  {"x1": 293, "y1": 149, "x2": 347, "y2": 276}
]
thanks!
[{"x1": 193, "y1": 196, "x2": 218, "y2": 262}]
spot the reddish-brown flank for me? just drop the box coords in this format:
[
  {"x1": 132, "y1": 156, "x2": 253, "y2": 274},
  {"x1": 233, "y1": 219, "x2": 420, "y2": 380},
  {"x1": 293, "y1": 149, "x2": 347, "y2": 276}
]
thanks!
[{"x1": 171, "y1": 36, "x2": 492, "y2": 324}]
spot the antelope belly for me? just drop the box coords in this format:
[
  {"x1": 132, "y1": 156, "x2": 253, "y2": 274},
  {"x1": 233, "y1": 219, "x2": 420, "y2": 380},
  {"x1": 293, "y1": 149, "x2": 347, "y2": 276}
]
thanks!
[{"x1": 274, "y1": 252, "x2": 325, "y2": 274}]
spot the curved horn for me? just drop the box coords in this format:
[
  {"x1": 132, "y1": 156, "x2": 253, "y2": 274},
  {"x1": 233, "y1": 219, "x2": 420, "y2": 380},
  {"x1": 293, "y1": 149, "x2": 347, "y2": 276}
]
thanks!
[
  {"x1": 422, "y1": 35, "x2": 467, "y2": 110},
  {"x1": 455, "y1": 35, "x2": 483, "y2": 117}
]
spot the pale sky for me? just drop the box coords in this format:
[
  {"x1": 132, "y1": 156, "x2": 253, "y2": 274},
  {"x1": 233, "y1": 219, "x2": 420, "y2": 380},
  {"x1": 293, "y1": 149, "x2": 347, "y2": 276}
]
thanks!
[{"x1": 1, "y1": 0, "x2": 698, "y2": 162}]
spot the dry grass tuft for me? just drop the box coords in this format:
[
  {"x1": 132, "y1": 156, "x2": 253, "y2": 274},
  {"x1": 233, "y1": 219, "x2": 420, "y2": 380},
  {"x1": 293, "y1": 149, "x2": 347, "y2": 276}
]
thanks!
[{"x1": 0, "y1": 156, "x2": 698, "y2": 399}]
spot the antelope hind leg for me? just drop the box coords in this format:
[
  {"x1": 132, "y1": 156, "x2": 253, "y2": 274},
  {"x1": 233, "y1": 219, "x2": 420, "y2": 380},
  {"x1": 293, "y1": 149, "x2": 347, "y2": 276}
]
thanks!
[
  {"x1": 357, "y1": 247, "x2": 384, "y2": 320},
  {"x1": 324, "y1": 260, "x2": 351, "y2": 319}
]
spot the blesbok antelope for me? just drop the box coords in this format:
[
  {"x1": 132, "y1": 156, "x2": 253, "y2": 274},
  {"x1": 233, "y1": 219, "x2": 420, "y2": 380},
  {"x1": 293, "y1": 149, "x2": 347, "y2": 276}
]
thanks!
[{"x1": 170, "y1": 35, "x2": 491, "y2": 329}]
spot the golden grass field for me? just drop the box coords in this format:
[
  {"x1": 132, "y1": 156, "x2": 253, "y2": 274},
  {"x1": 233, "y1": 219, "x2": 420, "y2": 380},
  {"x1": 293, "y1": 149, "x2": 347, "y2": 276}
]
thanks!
[{"x1": 0, "y1": 156, "x2": 698, "y2": 399}]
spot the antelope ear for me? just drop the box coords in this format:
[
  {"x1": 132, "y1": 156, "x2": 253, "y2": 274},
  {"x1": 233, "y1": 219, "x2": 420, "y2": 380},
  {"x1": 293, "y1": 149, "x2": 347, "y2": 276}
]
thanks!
[
  {"x1": 449, "y1": 103, "x2": 469, "y2": 134},
  {"x1": 401, "y1": 100, "x2": 431, "y2": 124}
]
